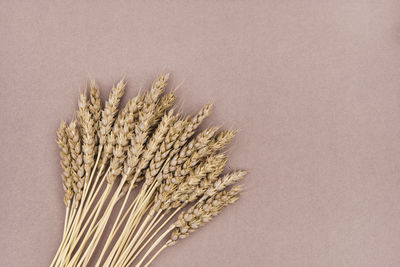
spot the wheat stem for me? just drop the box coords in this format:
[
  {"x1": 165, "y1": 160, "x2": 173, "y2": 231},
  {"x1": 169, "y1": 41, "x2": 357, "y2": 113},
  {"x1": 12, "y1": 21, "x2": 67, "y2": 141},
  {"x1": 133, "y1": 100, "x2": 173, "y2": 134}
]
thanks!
[
  {"x1": 107, "y1": 179, "x2": 157, "y2": 264},
  {"x1": 62, "y1": 190, "x2": 103, "y2": 263},
  {"x1": 103, "y1": 190, "x2": 145, "y2": 266},
  {"x1": 117, "y1": 212, "x2": 153, "y2": 265},
  {"x1": 127, "y1": 206, "x2": 182, "y2": 265},
  {"x1": 81, "y1": 175, "x2": 128, "y2": 266},
  {"x1": 116, "y1": 201, "x2": 155, "y2": 266},
  {"x1": 123, "y1": 210, "x2": 164, "y2": 266},
  {"x1": 94, "y1": 172, "x2": 140, "y2": 266},
  {"x1": 51, "y1": 202, "x2": 71, "y2": 267},
  {"x1": 55, "y1": 203, "x2": 77, "y2": 266},
  {"x1": 67, "y1": 184, "x2": 112, "y2": 266},
  {"x1": 107, "y1": 193, "x2": 147, "y2": 265},
  {"x1": 81, "y1": 146, "x2": 104, "y2": 214},
  {"x1": 143, "y1": 244, "x2": 167, "y2": 267},
  {"x1": 82, "y1": 166, "x2": 107, "y2": 217},
  {"x1": 63, "y1": 205, "x2": 70, "y2": 238},
  {"x1": 108, "y1": 183, "x2": 155, "y2": 266},
  {"x1": 115, "y1": 181, "x2": 161, "y2": 265},
  {"x1": 135, "y1": 225, "x2": 174, "y2": 267},
  {"x1": 95, "y1": 194, "x2": 140, "y2": 266}
]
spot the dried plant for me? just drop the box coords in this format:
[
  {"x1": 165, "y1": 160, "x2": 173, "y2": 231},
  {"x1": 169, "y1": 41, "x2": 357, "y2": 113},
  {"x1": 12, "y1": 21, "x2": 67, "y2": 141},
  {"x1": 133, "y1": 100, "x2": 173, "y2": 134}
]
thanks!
[{"x1": 51, "y1": 74, "x2": 247, "y2": 267}]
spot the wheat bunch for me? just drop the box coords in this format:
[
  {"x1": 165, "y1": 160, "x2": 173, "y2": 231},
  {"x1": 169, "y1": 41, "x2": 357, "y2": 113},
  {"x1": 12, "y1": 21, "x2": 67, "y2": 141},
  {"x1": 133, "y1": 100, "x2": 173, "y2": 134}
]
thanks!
[{"x1": 51, "y1": 74, "x2": 246, "y2": 267}]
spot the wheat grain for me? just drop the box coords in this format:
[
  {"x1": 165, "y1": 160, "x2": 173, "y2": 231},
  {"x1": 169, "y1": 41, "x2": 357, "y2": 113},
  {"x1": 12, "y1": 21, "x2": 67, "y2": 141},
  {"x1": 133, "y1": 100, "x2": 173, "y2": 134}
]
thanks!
[
  {"x1": 89, "y1": 80, "x2": 102, "y2": 126},
  {"x1": 66, "y1": 120, "x2": 85, "y2": 202},
  {"x1": 150, "y1": 92, "x2": 175, "y2": 128},
  {"x1": 77, "y1": 93, "x2": 96, "y2": 181},
  {"x1": 57, "y1": 121, "x2": 73, "y2": 205},
  {"x1": 89, "y1": 80, "x2": 102, "y2": 149},
  {"x1": 98, "y1": 79, "x2": 126, "y2": 146}
]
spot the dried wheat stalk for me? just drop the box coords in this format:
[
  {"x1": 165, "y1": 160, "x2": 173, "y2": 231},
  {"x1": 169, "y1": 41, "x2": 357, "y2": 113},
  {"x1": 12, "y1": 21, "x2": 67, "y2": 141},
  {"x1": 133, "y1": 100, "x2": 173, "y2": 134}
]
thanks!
[{"x1": 51, "y1": 74, "x2": 247, "y2": 267}]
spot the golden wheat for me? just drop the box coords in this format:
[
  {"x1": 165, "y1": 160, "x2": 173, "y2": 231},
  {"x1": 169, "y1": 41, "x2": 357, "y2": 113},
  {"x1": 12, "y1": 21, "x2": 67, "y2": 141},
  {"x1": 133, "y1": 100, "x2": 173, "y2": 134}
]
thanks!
[{"x1": 51, "y1": 74, "x2": 246, "y2": 267}]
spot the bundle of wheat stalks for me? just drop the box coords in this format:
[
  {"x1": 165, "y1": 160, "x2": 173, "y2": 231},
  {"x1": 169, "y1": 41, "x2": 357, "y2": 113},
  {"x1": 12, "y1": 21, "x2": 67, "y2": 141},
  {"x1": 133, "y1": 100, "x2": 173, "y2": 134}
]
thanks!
[{"x1": 51, "y1": 74, "x2": 247, "y2": 267}]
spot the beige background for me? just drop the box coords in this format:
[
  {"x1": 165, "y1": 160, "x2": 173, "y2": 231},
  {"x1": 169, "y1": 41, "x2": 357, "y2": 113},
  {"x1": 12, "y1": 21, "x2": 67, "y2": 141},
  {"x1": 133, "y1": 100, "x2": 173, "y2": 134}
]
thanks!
[{"x1": 1, "y1": 1, "x2": 400, "y2": 266}]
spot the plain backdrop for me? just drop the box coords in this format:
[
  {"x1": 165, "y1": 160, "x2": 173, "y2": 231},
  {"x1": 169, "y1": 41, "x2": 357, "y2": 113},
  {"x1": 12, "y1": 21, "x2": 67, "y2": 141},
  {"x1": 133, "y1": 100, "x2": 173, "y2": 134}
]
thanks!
[{"x1": 1, "y1": 1, "x2": 400, "y2": 266}]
